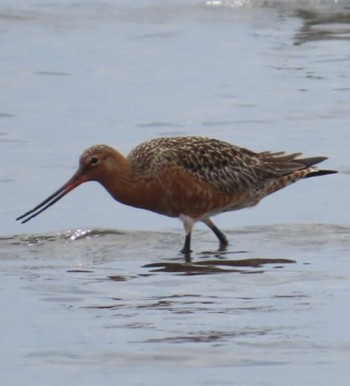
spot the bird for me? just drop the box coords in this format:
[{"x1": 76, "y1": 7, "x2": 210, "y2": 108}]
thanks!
[{"x1": 16, "y1": 136, "x2": 337, "y2": 257}]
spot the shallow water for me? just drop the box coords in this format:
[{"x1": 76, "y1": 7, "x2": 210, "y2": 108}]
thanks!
[
  {"x1": 1, "y1": 0, "x2": 350, "y2": 385},
  {"x1": 1, "y1": 224, "x2": 350, "y2": 385}
]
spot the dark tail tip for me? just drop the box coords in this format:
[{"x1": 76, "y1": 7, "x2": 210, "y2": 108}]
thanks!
[
  {"x1": 296, "y1": 156, "x2": 328, "y2": 168},
  {"x1": 305, "y1": 170, "x2": 338, "y2": 178}
]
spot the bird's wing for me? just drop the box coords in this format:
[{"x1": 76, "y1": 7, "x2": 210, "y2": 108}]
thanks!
[{"x1": 128, "y1": 137, "x2": 305, "y2": 195}]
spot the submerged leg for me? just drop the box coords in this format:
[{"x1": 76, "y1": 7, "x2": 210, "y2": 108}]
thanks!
[
  {"x1": 202, "y1": 218, "x2": 229, "y2": 248},
  {"x1": 181, "y1": 233, "x2": 192, "y2": 255},
  {"x1": 180, "y1": 215, "x2": 195, "y2": 260}
]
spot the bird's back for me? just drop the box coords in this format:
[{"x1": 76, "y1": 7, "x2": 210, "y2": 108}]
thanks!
[{"x1": 127, "y1": 136, "x2": 333, "y2": 197}]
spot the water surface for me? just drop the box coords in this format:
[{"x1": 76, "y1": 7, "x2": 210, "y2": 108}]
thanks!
[
  {"x1": 1, "y1": 1, "x2": 349, "y2": 385},
  {"x1": 1, "y1": 224, "x2": 350, "y2": 385}
]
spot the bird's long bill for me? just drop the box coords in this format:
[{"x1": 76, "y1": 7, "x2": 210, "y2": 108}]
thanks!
[{"x1": 16, "y1": 172, "x2": 84, "y2": 224}]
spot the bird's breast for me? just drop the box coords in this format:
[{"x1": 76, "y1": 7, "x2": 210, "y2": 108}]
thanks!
[{"x1": 101, "y1": 163, "x2": 265, "y2": 220}]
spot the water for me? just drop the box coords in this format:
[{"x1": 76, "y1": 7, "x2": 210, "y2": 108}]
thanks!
[{"x1": 1, "y1": 1, "x2": 350, "y2": 385}]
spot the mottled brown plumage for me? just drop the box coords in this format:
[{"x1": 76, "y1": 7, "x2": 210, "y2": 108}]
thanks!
[{"x1": 16, "y1": 136, "x2": 337, "y2": 257}]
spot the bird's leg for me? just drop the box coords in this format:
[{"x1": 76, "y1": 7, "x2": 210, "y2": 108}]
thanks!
[
  {"x1": 181, "y1": 233, "x2": 192, "y2": 258},
  {"x1": 202, "y1": 218, "x2": 228, "y2": 249},
  {"x1": 180, "y1": 215, "x2": 195, "y2": 261}
]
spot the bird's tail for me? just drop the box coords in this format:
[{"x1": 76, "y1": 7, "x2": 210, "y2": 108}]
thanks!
[
  {"x1": 294, "y1": 157, "x2": 337, "y2": 178},
  {"x1": 258, "y1": 153, "x2": 337, "y2": 197},
  {"x1": 304, "y1": 169, "x2": 338, "y2": 178}
]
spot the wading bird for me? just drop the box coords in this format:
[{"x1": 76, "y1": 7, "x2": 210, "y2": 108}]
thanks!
[{"x1": 17, "y1": 136, "x2": 337, "y2": 257}]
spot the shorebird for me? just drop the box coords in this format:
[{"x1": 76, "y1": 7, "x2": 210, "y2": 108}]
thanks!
[{"x1": 17, "y1": 136, "x2": 336, "y2": 256}]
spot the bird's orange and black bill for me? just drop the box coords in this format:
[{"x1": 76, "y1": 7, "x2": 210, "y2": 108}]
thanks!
[{"x1": 16, "y1": 173, "x2": 84, "y2": 224}]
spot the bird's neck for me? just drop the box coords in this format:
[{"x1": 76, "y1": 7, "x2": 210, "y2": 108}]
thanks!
[{"x1": 97, "y1": 154, "x2": 162, "y2": 212}]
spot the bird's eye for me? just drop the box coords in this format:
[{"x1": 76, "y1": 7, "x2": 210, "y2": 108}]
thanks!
[{"x1": 89, "y1": 156, "x2": 99, "y2": 166}]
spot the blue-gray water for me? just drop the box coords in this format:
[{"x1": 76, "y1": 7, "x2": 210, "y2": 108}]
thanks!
[{"x1": 1, "y1": 1, "x2": 350, "y2": 385}]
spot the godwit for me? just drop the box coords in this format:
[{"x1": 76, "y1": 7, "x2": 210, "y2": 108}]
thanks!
[{"x1": 16, "y1": 136, "x2": 336, "y2": 256}]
